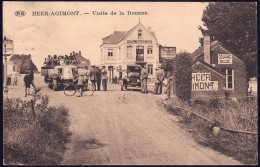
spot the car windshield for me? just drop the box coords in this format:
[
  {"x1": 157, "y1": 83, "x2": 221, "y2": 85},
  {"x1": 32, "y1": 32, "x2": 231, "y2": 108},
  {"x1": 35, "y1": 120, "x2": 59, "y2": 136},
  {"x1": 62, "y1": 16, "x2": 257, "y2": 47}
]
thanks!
[{"x1": 127, "y1": 66, "x2": 141, "y2": 72}]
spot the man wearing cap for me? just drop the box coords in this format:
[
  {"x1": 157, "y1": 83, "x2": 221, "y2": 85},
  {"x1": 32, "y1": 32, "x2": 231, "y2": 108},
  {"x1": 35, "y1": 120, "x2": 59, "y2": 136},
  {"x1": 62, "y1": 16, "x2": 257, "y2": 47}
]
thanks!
[
  {"x1": 154, "y1": 68, "x2": 160, "y2": 94},
  {"x1": 101, "y1": 66, "x2": 108, "y2": 91},
  {"x1": 89, "y1": 65, "x2": 97, "y2": 91},
  {"x1": 96, "y1": 66, "x2": 101, "y2": 91},
  {"x1": 140, "y1": 65, "x2": 148, "y2": 93},
  {"x1": 26, "y1": 67, "x2": 36, "y2": 91},
  {"x1": 158, "y1": 65, "x2": 165, "y2": 94}
]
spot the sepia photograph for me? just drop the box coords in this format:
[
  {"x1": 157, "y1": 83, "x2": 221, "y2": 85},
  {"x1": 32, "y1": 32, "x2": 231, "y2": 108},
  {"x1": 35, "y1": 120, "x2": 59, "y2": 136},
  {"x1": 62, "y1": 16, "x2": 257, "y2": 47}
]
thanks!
[{"x1": 2, "y1": 1, "x2": 258, "y2": 165}]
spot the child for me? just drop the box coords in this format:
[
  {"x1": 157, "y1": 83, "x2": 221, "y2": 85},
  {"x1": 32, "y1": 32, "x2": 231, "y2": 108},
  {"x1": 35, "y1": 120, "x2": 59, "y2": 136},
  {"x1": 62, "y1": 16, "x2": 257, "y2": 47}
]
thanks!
[{"x1": 24, "y1": 74, "x2": 30, "y2": 97}]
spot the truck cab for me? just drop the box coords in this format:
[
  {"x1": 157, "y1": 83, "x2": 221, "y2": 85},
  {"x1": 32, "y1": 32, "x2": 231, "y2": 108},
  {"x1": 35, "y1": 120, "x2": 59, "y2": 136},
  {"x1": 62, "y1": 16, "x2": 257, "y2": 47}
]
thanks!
[{"x1": 120, "y1": 65, "x2": 142, "y2": 91}]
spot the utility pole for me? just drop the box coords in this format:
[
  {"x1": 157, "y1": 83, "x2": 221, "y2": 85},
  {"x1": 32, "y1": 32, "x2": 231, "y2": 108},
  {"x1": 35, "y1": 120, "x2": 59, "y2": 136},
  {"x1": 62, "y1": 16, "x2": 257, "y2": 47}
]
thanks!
[
  {"x1": 3, "y1": 36, "x2": 13, "y2": 99},
  {"x1": 3, "y1": 37, "x2": 8, "y2": 98}
]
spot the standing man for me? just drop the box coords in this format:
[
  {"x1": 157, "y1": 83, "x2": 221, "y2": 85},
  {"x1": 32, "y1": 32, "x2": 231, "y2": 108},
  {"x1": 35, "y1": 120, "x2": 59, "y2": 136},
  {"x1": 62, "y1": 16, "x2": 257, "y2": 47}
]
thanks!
[
  {"x1": 96, "y1": 66, "x2": 101, "y2": 91},
  {"x1": 101, "y1": 66, "x2": 108, "y2": 91},
  {"x1": 166, "y1": 70, "x2": 174, "y2": 99},
  {"x1": 83, "y1": 66, "x2": 89, "y2": 87},
  {"x1": 11, "y1": 71, "x2": 18, "y2": 86},
  {"x1": 89, "y1": 65, "x2": 97, "y2": 91},
  {"x1": 159, "y1": 66, "x2": 165, "y2": 94},
  {"x1": 141, "y1": 65, "x2": 148, "y2": 93},
  {"x1": 154, "y1": 68, "x2": 160, "y2": 94},
  {"x1": 26, "y1": 67, "x2": 36, "y2": 92}
]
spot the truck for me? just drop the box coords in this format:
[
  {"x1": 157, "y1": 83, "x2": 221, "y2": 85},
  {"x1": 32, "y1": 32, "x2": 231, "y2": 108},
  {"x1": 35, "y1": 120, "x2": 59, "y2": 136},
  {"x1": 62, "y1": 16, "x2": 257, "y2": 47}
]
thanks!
[
  {"x1": 119, "y1": 64, "x2": 142, "y2": 91},
  {"x1": 41, "y1": 65, "x2": 78, "y2": 91}
]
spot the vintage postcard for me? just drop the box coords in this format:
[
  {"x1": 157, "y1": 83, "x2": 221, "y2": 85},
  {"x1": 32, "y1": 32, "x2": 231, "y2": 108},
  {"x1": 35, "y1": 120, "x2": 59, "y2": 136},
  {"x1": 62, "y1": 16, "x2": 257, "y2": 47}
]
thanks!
[{"x1": 3, "y1": 1, "x2": 257, "y2": 165}]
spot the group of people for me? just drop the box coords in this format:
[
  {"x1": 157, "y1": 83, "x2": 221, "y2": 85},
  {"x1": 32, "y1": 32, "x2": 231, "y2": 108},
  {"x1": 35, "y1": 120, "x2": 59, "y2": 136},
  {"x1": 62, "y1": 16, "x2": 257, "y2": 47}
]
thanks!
[
  {"x1": 72, "y1": 65, "x2": 108, "y2": 97},
  {"x1": 140, "y1": 65, "x2": 174, "y2": 99},
  {"x1": 44, "y1": 54, "x2": 79, "y2": 67}
]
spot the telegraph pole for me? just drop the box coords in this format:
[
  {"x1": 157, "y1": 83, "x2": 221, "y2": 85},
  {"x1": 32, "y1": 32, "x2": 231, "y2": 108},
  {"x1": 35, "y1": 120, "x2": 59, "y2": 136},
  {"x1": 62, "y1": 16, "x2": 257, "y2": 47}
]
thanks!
[{"x1": 3, "y1": 36, "x2": 13, "y2": 99}]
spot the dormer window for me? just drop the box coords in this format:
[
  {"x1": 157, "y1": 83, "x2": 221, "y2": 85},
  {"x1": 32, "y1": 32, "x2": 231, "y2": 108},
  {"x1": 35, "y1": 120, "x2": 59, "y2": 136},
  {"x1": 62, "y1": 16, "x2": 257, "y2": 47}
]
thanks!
[{"x1": 138, "y1": 29, "x2": 142, "y2": 39}]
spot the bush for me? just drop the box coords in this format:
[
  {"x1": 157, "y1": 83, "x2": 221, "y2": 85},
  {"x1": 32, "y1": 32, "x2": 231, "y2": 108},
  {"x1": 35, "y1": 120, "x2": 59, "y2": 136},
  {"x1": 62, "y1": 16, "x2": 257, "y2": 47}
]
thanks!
[
  {"x1": 165, "y1": 97, "x2": 258, "y2": 164},
  {"x1": 175, "y1": 51, "x2": 192, "y2": 101},
  {"x1": 3, "y1": 94, "x2": 71, "y2": 165}
]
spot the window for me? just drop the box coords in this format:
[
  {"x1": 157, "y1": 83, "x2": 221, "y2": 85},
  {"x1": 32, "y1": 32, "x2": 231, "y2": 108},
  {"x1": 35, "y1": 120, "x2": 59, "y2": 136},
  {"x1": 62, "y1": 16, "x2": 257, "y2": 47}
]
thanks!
[
  {"x1": 147, "y1": 46, "x2": 153, "y2": 56},
  {"x1": 127, "y1": 46, "x2": 132, "y2": 58},
  {"x1": 226, "y1": 69, "x2": 234, "y2": 90},
  {"x1": 108, "y1": 49, "x2": 113, "y2": 57},
  {"x1": 58, "y1": 68, "x2": 63, "y2": 74},
  {"x1": 148, "y1": 64, "x2": 153, "y2": 75},
  {"x1": 138, "y1": 29, "x2": 142, "y2": 39}
]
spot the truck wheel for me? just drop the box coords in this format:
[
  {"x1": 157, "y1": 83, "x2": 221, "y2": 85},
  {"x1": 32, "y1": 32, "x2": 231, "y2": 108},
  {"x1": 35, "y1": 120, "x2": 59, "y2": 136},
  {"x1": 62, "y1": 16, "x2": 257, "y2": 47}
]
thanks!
[{"x1": 53, "y1": 79, "x2": 58, "y2": 91}]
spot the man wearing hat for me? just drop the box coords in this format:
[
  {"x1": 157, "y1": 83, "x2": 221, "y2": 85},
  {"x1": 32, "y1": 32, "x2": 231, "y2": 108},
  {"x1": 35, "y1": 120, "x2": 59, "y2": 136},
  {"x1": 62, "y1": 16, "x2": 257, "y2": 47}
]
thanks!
[
  {"x1": 159, "y1": 65, "x2": 165, "y2": 94},
  {"x1": 154, "y1": 67, "x2": 160, "y2": 94},
  {"x1": 89, "y1": 65, "x2": 97, "y2": 91},
  {"x1": 101, "y1": 66, "x2": 108, "y2": 91},
  {"x1": 140, "y1": 65, "x2": 148, "y2": 93},
  {"x1": 96, "y1": 66, "x2": 102, "y2": 91}
]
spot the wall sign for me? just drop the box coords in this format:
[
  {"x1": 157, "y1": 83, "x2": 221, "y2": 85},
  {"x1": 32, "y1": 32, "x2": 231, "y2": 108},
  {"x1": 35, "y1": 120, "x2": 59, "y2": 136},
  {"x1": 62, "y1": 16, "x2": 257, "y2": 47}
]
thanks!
[
  {"x1": 3, "y1": 38, "x2": 14, "y2": 55},
  {"x1": 218, "y1": 54, "x2": 232, "y2": 64},
  {"x1": 127, "y1": 40, "x2": 152, "y2": 44},
  {"x1": 192, "y1": 73, "x2": 218, "y2": 91}
]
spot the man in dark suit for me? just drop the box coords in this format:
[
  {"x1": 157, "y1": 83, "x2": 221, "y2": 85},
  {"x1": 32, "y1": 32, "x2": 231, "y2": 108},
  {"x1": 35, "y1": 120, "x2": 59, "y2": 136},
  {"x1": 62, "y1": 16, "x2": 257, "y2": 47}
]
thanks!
[
  {"x1": 141, "y1": 65, "x2": 148, "y2": 93},
  {"x1": 89, "y1": 65, "x2": 97, "y2": 91},
  {"x1": 96, "y1": 66, "x2": 101, "y2": 91}
]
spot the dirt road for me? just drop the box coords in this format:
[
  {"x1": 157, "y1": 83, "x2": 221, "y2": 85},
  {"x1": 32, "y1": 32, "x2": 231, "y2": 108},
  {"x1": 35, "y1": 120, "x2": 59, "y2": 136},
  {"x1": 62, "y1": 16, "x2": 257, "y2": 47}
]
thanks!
[{"x1": 7, "y1": 74, "x2": 242, "y2": 165}]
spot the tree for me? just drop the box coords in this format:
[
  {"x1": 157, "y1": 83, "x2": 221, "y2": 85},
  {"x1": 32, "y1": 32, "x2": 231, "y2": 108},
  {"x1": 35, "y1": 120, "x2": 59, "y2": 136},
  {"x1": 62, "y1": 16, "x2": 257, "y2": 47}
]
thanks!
[
  {"x1": 175, "y1": 51, "x2": 192, "y2": 102},
  {"x1": 199, "y1": 2, "x2": 257, "y2": 79}
]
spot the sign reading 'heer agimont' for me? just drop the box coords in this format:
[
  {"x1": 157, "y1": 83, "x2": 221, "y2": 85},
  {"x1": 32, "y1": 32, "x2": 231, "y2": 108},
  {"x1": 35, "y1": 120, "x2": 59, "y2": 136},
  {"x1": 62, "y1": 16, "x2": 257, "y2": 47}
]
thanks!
[{"x1": 192, "y1": 73, "x2": 218, "y2": 91}]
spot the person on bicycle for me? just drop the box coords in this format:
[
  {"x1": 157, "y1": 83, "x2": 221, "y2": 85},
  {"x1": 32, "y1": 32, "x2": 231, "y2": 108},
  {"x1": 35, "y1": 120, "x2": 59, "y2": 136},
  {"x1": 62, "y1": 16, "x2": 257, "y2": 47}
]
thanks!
[{"x1": 73, "y1": 70, "x2": 84, "y2": 97}]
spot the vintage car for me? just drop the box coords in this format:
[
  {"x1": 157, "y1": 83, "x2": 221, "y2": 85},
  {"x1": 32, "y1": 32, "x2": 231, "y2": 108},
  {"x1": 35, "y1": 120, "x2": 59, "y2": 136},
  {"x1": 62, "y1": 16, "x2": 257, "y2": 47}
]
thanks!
[{"x1": 120, "y1": 65, "x2": 142, "y2": 91}]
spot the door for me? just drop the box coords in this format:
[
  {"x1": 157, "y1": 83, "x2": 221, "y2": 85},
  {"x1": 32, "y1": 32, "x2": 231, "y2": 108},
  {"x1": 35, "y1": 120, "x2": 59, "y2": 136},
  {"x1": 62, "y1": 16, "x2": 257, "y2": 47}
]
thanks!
[{"x1": 108, "y1": 66, "x2": 114, "y2": 82}]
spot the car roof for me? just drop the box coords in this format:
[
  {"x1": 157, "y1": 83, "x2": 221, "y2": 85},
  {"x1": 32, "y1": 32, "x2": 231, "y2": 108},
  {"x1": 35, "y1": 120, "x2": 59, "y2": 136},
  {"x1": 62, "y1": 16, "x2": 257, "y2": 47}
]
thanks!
[{"x1": 127, "y1": 64, "x2": 142, "y2": 68}]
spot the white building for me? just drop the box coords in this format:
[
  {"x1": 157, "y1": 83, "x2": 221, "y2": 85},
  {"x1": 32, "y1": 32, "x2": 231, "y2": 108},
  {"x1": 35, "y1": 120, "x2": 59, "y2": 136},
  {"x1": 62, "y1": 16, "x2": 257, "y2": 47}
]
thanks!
[{"x1": 100, "y1": 21, "x2": 160, "y2": 81}]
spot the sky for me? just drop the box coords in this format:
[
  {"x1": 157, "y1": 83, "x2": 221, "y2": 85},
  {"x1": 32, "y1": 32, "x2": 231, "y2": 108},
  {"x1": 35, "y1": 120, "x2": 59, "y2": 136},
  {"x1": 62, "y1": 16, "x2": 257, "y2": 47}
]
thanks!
[{"x1": 3, "y1": 1, "x2": 208, "y2": 69}]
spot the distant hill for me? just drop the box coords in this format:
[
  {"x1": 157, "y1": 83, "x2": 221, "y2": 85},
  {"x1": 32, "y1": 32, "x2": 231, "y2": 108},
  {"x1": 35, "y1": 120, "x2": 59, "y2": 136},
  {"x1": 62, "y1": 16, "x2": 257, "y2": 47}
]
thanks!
[{"x1": 9, "y1": 54, "x2": 38, "y2": 74}]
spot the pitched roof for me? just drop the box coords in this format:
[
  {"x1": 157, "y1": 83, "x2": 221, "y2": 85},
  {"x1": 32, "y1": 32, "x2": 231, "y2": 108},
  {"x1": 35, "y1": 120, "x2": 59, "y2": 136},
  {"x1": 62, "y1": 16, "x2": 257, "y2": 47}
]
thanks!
[
  {"x1": 192, "y1": 59, "x2": 225, "y2": 77},
  {"x1": 102, "y1": 22, "x2": 157, "y2": 45},
  {"x1": 189, "y1": 41, "x2": 220, "y2": 61},
  {"x1": 103, "y1": 31, "x2": 127, "y2": 44},
  {"x1": 75, "y1": 53, "x2": 91, "y2": 68}
]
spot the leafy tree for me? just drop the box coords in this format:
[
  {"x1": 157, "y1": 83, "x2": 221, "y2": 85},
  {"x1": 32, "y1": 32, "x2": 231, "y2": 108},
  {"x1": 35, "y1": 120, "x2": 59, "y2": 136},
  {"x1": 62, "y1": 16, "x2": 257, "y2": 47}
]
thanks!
[
  {"x1": 175, "y1": 51, "x2": 192, "y2": 102},
  {"x1": 199, "y1": 2, "x2": 257, "y2": 79}
]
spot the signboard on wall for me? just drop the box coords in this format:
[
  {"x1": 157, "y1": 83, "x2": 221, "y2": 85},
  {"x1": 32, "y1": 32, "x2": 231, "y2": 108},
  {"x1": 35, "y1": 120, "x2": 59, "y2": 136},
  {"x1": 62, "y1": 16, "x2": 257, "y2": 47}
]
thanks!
[
  {"x1": 192, "y1": 73, "x2": 218, "y2": 91},
  {"x1": 161, "y1": 47, "x2": 176, "y2": 58},
  {"x1": 2, "y1": 38, "x2": 14, "y2": 55},
  {"x1": 218, "y1": 54, "x2": 232, "y2": 64},
  {"x1": 127, "y1": 40, "x2": 152, "y2": 44}
]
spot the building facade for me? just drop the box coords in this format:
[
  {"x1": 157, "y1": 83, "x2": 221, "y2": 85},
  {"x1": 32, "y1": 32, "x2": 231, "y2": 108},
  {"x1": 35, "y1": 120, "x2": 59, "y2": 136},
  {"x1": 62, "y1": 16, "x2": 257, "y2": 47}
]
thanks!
[
  {"x1": 189, "y1": 36, "x2": 247, "y2": 100},
  {"x1": 100, "y1": 21, "x2": 161, "y2": 81}
]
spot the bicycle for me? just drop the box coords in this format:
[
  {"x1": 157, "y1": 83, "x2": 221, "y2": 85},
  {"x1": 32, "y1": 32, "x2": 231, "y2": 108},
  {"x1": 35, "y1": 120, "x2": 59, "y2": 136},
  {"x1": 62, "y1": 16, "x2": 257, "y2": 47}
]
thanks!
[{"x1": 64, "y1": 82, "x2": 94, "y2": 96}]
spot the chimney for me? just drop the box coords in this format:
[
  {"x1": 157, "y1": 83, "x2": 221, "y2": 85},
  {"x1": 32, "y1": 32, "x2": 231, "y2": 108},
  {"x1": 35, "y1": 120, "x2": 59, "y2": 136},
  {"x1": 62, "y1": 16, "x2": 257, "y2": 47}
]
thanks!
[
  {"x1": 203, "y1": 36, "x2": 210, "y2": 64},
  {"x1": 73, "y1": 51, "x2": 75, "y2": 55},
  {"x1": 148, "y1": 27, "x2": 151, "y2": 31},
  {"x1": 70, "y1": 53, "x2": 72, "y2": 56},
  {"x1": 79, "y1": 51, "x2": 81, "y2": 56}
]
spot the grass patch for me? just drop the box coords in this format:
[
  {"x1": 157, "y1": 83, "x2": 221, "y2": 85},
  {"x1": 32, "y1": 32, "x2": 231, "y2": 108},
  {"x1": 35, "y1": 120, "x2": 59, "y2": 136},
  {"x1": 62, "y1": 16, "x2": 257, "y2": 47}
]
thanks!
[
  {"x1": 162, "y1": 97, "x2": 258, "y2": 165},
  {"x1": 3, "y1": 94, "x2": 72, "y2": 165}
]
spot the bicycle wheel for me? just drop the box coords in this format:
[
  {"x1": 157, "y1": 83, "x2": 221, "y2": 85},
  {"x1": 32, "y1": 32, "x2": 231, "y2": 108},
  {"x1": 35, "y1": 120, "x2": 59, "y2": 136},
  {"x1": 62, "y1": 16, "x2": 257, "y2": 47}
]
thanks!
[
  {"x1": 64, "y1": 84, "x2": 77, "y2": 96},
  {"x1": 83, "y1": 84, "x2": 94, "y2": 96}
]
